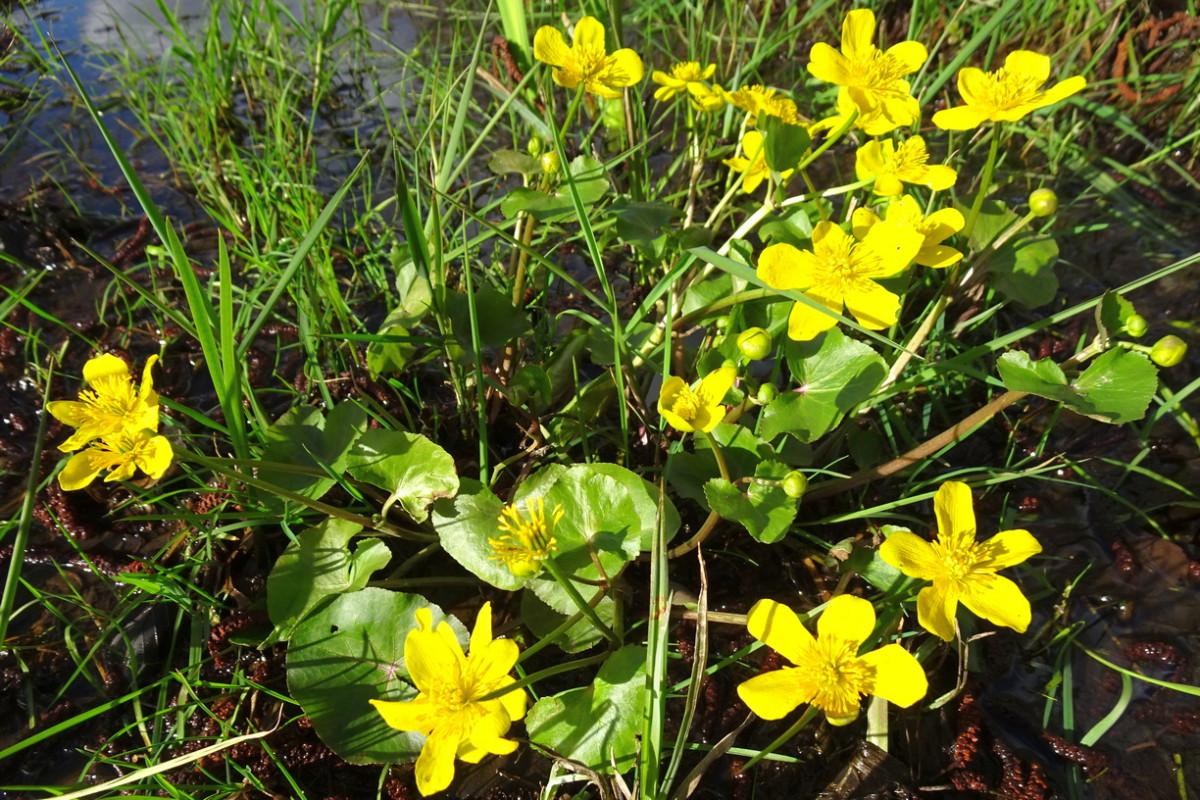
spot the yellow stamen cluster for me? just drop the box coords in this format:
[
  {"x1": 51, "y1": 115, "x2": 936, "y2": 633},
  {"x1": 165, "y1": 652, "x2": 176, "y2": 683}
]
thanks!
[{"x1": 490, "y1": 498, "x2": 564, "y2": 578}]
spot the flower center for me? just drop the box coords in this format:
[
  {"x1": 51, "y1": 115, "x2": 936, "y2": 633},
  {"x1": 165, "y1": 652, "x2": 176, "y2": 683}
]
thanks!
[
  {"x1": 671, "y1": 387, "x2": 702, "y2": 422},
  {"x1": 490, "y1": 498, "x2": 563, "y2": 577},
  {"x1": 985, "y1": 69, "x2": 1045, "y2": 109},
  {"x1": 79, "y1": 376, "x2": 142, "y2": 426},
  {"x1": 802, "y1": 636, "x2": 870, "y2": 719},
  {"x1": 849, "y1": 50, "x2": 913, "y2": 91},
  {"x1": 889, "y1": 139, "x2": 929, "y2": 175},
  {"x1": 931, "y1": 537, "x2": 985, "y2": 584},
  {"x1": 815, "y1": 235, "x2": 880, "y2": 294},
  {"x1": 575, "y1": 45, "x2": 609, "y2": 77}
]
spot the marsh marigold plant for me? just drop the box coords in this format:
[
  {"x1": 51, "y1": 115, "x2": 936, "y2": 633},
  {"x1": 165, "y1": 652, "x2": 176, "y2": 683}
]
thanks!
[
  {"x1": 855, "y1": 136, "x2": 956, "y2": 196},
  {"x1": 534, "y1": 16, "x2": 643, "y2": 99},
  {"x1": 738, "y1": 595, "x2": 927, "y2": 726},
  {"x1": 852, "y1": 196, "x2": 965, "y2": 268},
  {"x1": 47, "y1": 353, "x2": 162, "y2": 452},
  {"x1": 932, "y1": 50, "x2": 1086, "y2": 130},
  {"x1": 757, "y1": 220, "x2": 922, "y2": 341},
  {"x1": 371, "y1": 603, "x2": 526, "y2": 796},
  {"x1": 807, "y1": 9, "x2": 927, "y2": 135},
  {"x1": 658, "y1": 366, "x2": 736, "y2": 433},
  {"x1": 879, "y1": 481, "x2": 1042, "y2": 641}
]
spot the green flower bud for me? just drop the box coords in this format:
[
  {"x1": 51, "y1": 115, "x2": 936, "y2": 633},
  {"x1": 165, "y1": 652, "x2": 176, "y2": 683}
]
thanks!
[
  {"x1": 781, "y1": 470, "x2": 808, "y2": 499},
  {"x1": 1029, "y1": 188, "x2": 1058, "y2": 217},
  {"x1": 756, "y1": 383, "x2": 778, "y2": 404},
  {"x1": 1122, "y1": 313, "x2": 1149, "y2": 338},
  {"x1": 526, "y1": 137, "x2": 543, "y2": 157},
  {"x1": 540, "y1": 151, "x2": 560, "y2": 175},
  {"x1": 1150, "y1": 335, "x2": 1188, "y2": 368},
  {"x1": 737, "y1": 327, "x2": 772, "y2": 361}
]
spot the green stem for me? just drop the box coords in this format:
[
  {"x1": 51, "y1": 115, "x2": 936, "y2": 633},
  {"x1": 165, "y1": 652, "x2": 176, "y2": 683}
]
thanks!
[
  {"x1": 542, "y1": 557, "x2": 620, "y2": 647},
  {"x1": 795, "y1": 108, "x2": 858, "y2": 172},
  {"x1": 476, "y1": 651, "x2": 609, "y2": 703},
  {"x1": 700, "y1": 429, "x2": 731, "y2": 482},
  {"x1": 739, "y1": 706, "x2": 819, "y2": 773},
  {"x1": 961, "y1": 125, "x2": 1002, "y2": 243}
]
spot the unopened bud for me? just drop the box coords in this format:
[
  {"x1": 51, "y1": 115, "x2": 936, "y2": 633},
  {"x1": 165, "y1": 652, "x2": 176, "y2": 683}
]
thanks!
[
  {"x1": 1122, "y1": 314, "x2": 1148, "y2": 338},
  {"x1": 540, "y1": 151, "x2": 560, "y2": 175},
  {"x1": 737, "y1": 327, "x2": 772, "y2": 361},
  {"x1": 756, "y1": 383, "x2": 778, "y2": 404},
  {"x1": 1150, "y1": 335, "x2": 1187, "y2": 368},
  {"x1": 781, "y1": 470, "x2": 808, "y2": 499},
  {"x1": 526, "y1": 137, "x2": 543, "y2": 157},
  {"x1": 1029, "y1": 188, "x2": 1058, "y2": 217}
]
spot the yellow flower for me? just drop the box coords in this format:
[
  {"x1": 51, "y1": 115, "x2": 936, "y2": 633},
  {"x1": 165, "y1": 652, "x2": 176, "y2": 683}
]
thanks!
[
  {"x1": 879, "y1": 481, "x2": 1042, "y2": 641},
  {"x1": 932, "y1": 50, "x2": 1086, "y2": 131},
  {"x1": 723, "y1": 130, "x2": 792, "y2": 194},
  {"x1": 737, "y1": 595, "x2": 927, "y2": 726},
  {"x1": 852, "y1": 195, "x2": 965, "y2": 268},
  {"x1": 490, "y1": 498, "x2": 563, "y2": 578},
  {"x1": 855, "y1": 136, "x2": 957, "y2": 196},
  {"x1": 371, "y1": 602, "x2": 526, "y2": 796},
  {"x1": 757, "y1": 220, "x2": 922, "y2": 341},
  {"x1": 47, "y1": 353, "x2": 161, "y2": 452},
  {"x1": 725, "y1": 85, "x2": 805, "y2": 127},
  {"x1": 687, "y1": 82, "x2": 726, "y2": 112},
  {"x1": 658, "y1": 366, "x2": 736, "y2": 433},
  {"x1": 651, "y1": 61, "x2": 716, "y2": 101},
  {"x1": 58, "y1": 429, "x2": 173, "y2": 490},
  {"x1": 533, "y1": 16, "x2": 644, "y2": 99},
  {"x1": 807, "y1": 9, "x2": 927, "y2": 135}
]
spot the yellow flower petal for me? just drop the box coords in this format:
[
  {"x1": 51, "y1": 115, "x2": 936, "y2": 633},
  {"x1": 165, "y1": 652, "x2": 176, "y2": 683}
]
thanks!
[
  {"x1": 59, "y1": 449, "x2": 103, "y2": 490},
  {"x1": 923, "y1": 164, "x2": 957, "y2": 191},
  {"x1": 884, "y1": 41, "x2": 928, "y2": 74},
  {"x1": 960, "y1": 573, "x2": 1033, "y2": 633},
  {"x1": 844, "y1": 280, "x2": 901, "y2": 330},
  {"x1": 1004, "y1": 50, "x2": 1051, "y2": 84},
  {"x1": 924, "y1": 208, "x2": 966, "y2": 239},
  {"x1": 787, "y1": 293, "x2": 842, "y2": 341},
  {"x1": 696, "y1": 366, "x2": 736, "y2": 408},
  {"x1": 841, "y1": 9, "x2": 876, "y2": 61},
  {"x1": 858, "y1": 643, "x2": 928, "y2": 708},
  {"x1": 371, "y1": 697, "x2": 436, "y2": 734},
  {"x1": 932, "y1": 105, "x2": 989, "y2": 131},
  {"x1": 470, "y1": 601, "x2": 494, "y2": 655},
  {"x1": 815, "y1": 594, "x2": 875, "y2": 649},
  {"x1": 916, "y1": 581, "x2": 959, "y2": 642},
  {"x1": 878, "y1": 530, "x2": 941, "y2": 580},
  {"x1": 874, "y1": 175, "x2": 905, "y2": 196},
  {"x1": 497, "y1": 675, "x2": 527, "y2": 723},
  {"x1": 850, "y1": 207, "x2": 881, "y2": 240},
  {"x1": 533, "y1": 26, "x2": 571, "y2": 69},
  {"x1": 1038, "y1": 75, "x2": 1087, "y2": 106},
  {"x1": 745, "y1": 599, "x2": 815, "y2": 665},
  {"x1": 934, "y1": 480, "x2": 976, "y2": 544},
  {"x1": 757, "y1": 242, "x2": 814, "y2": 291},
  {"x1": 806, "y1": 43, "x2": 851, "y2": 85},
  {"x1": 916, "y1": 245, "x2": 964, "y2": 268},
  {"x1": 137, "y1": 435, "x2": 173, "y2": 480},
  {"x1": 736, "y1": 667, "x2": 813, "y2": 720},
  {"x1": 955, "y1": 67, "x2": 988, "y2": 106},
  {"x1": 415, "y1": 722, "x2": 460, "y2": 795},
  {"x1": 606, "y1": 48, "x2": 645, "y2": 87},
  {"x1": 572, "y1": 15, "x2": 606, "y2": 51},
  {"x1": 860, "y1": 221, "x2": 922, "y2": 276},
  {"x1": 975, "y1": 529, "x2": 1042, "y2": 570}
]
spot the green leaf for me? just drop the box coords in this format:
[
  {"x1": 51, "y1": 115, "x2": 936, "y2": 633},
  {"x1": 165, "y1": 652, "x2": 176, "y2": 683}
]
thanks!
[
  {"x1": 1098, "y1": 290, "x2": 1139, "y2": 339},
  {"x1": 499, "y1": 155, "x2": 609, "y2": 221},
  {"x1": 664, "y1": 422, "x2": 779, "y2": 510},
  {"x1": 257, "y1": 402, "x2": 368, "y2": 505},
  {"x1": 391, "y1": 246, "x2": 433, "y2": 326},
  {"x1": 287, "y1": 588, "x2": 467, "y2": 765},
  {"x1": 609, "y1": 199, "x2": 681, "y2": 259},
  {"x1": 345, "y1": 430, "x2": 459, "y2": 522},
  {"x1": 998, "y1": 349, "x2": 1157, "y2": 423},
  {"x1": 758, "y1": 206, "x2": 815, "y2": 246},
  {"x1": 965, "y1": 199, "x2": 1017, "y2": 252},
  {"x1": 520, "y1": 589, "x2": 616, "y2": 653},
  {"x1": 266, "y1": 518, "x2": 390, "y2": 643},
  {"x1": 431, "y1": 479, "x2": 523, "y2": 591},
  {"x1": 844, "y1": 528, "x2": 921, "y2": 594},
  {"x1": 1070, "y1": 348, "x2": 1157, "y2": 423},
  {"x1": 444, "y1": 285, "x2": 533, "y2": 359},
  {"x1": 366, "y1": 323, "x2": 416, "y2": 378},
  {"x1": 702, "y1": 460, "x2": 797, "y2": 543},
  {"x1": 760, "y1": 115, "x2": 811, "y2": 174},
  {"x1": 990, "y1": 236, "x2": 1059, "y2": 308},
  {"x1": 526, "y1": 645, "x2": 647, "y2": 772},
  {"x1": 760, "y1": 329, "x2": 885, "y2": 442},
  {"x1": 488, "y1": 149, "x2": 542, "y2": 176}
]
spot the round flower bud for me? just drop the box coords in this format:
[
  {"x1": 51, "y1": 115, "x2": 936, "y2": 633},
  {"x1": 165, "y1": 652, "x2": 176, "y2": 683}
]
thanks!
[
  {"x1": 526, "y1": 137, "x2": 543, "y2": 156},
  {"x1": 1029, "y1": 188, "x2": 1058, "y2": 217},
  {"x1": 756, "y1": 383, "x2": 778, "y2": 404},
  {"x1": 540, "y1": 151, "x2": 560, "y2": 175},
  {"x1": 1150, "y1": 335, "x2": 1188, "y2": 368},
  {"x1": 781, "y1": 470, "x2": 808, "y2": 499},
  {"x1": 1122, "y1": 314, "x2": 1148, "y2": 338},
  {"x1": 737, "y1": 327, "x2": 772, "y2": 361}
]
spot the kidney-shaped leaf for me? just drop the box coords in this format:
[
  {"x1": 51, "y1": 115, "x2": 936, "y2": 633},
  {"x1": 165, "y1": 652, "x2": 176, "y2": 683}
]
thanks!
[
  {"x1": 287, "y1": 588, "x2": 467, "y2": 765},
  {"x1": 345, "y1": 430, "x2": 459, "y2": 522}
]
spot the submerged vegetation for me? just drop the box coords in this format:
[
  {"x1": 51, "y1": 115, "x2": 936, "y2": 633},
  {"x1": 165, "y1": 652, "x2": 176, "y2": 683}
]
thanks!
[{"x1": 1, "y1": 0, "x2": 1199, "y2": 798}]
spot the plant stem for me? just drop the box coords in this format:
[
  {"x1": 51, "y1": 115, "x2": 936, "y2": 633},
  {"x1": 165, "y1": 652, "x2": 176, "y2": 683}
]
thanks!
[
  {"x1": 961, "y1": 125, "x2": 1001, "y2": 243},
  {"x1": 477, "y1": 651, "x2": 609, "y2": 703},
  {"x1": 739, "y1": 706, "x2": 819, "y2": 773},
  {"x1": 542, "y1": 557, "x2": 620, "y2": 647}
]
